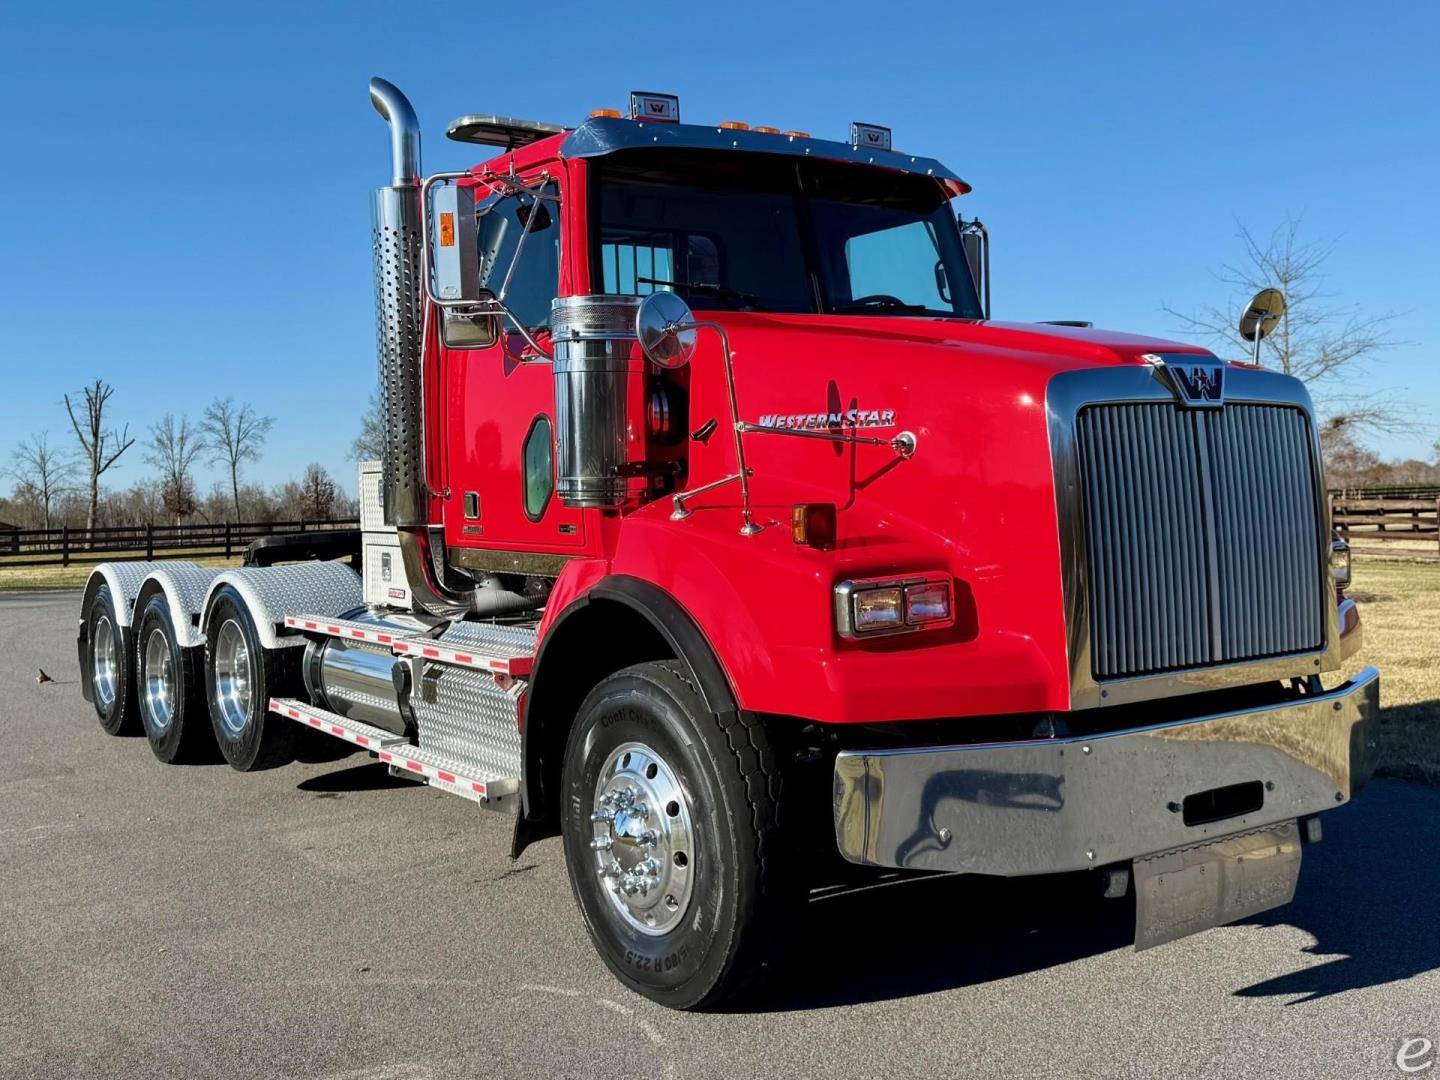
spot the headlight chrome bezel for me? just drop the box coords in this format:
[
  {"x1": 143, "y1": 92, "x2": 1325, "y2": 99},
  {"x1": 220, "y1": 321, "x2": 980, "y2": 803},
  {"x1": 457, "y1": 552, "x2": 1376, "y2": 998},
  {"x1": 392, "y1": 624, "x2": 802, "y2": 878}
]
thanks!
[{"x1": 835, "y1": 573, "x2": 955, "y2": 640}]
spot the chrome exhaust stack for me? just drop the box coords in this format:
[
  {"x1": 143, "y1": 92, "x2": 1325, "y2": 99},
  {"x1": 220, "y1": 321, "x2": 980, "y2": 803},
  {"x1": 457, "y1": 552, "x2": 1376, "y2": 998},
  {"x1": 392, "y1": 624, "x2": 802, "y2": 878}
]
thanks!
[{"x1": 369, "y1": 76, "x2": 512, "y2": 618}]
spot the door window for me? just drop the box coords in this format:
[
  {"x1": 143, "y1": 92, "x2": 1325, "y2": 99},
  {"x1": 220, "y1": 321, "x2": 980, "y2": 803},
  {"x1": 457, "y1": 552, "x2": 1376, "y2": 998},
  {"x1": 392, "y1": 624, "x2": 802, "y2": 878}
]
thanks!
[{"x1": 476, "y1": 183, "x2": 560, "y2": 329}]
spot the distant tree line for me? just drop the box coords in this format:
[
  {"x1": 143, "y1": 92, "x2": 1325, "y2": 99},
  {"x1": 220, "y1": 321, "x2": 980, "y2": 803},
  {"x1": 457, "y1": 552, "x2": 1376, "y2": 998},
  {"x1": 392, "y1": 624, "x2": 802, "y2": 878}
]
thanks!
[{"x1": 2, "y1": 380, "x2": 357, "y2": 531}]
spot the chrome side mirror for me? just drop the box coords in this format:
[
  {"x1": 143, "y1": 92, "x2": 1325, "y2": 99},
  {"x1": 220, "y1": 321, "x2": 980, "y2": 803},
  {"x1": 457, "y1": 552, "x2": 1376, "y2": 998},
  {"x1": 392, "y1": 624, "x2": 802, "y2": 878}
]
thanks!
[
  {"x1": 635, "y1": 291, "x2": 697, "y2": 368},
  {"x1": 1239, "y1": 287, "x2": 1286, "y2": 365}
]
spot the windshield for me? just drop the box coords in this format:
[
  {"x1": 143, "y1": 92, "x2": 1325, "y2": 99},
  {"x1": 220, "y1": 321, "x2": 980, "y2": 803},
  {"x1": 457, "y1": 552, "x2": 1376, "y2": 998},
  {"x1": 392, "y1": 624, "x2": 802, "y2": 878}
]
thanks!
[{"x1": 591, "y1": 150, "x2": 983, "y2": 318}]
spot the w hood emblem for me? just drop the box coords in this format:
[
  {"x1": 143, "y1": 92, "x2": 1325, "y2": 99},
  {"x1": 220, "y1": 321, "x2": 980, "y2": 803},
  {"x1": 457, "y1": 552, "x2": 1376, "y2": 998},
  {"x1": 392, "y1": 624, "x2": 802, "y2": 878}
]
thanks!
[{"x1": 1145, "y1": 354, "x2": 1226, "y2": 408}]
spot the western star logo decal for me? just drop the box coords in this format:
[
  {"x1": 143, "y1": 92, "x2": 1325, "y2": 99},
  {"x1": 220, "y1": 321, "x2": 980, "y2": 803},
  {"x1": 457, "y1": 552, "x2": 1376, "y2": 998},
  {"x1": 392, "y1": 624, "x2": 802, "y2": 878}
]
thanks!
[
  {"x1": 1170, "y1": 363, "x2": 1224, "y2": 404},
  {"x1": 755, "y1": 408, "x2": 897, "y2": 431}
]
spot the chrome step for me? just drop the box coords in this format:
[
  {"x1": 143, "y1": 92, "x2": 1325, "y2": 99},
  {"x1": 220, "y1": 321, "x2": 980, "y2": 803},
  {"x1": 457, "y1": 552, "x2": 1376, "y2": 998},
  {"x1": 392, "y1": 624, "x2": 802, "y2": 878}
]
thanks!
[{"x1": 269, "y1": 697, "x2": 408, "y2": 751}]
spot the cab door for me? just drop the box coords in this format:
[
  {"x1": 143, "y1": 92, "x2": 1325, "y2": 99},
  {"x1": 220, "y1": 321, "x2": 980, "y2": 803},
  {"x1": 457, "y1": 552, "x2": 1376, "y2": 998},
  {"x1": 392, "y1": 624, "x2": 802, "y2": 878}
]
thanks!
[{"x1": 440, "y1": 172, "x2": 587, "y2": 556}]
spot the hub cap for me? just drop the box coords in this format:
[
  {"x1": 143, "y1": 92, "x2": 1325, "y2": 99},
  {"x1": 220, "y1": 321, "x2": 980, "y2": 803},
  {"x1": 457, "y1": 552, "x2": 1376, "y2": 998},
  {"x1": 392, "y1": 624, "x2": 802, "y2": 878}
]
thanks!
[
  {"x1": 212, "y1": 619, "x2": 253, "y2": 736},
  {"x1": 590, "y1": 741, "x2": 695, "y2": 936},
  {"x1": 92, "y1": 614, "x2": 117, "y2": 710},
  {"x1": 142, "y1": 627, "x2": 176, "y2": 732}
]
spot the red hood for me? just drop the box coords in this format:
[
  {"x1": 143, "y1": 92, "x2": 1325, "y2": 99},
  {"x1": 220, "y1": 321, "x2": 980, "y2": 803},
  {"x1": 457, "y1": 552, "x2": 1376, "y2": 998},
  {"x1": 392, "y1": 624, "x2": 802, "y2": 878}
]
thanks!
[{"x1": 613, "y1": 311, "x2": 1216, "y2": 723}]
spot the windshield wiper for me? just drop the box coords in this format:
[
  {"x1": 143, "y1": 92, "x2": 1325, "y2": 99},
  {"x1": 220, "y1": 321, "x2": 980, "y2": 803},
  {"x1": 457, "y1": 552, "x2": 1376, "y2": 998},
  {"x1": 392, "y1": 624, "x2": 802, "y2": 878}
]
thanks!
[
  {"x1": 636, "y1": 276, "x2": 764, "y2": 310},
  {"x1": 832, "y1": 296, "x2": 929, "y2": 314}
]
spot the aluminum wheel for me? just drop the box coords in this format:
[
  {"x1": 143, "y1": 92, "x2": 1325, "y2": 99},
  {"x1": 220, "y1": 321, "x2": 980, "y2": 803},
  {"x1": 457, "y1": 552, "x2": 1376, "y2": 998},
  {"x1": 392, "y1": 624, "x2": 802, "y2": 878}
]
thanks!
[
  {"x1": 141, "y1": 627, "x2": 176, "y2": 732},
  {"x1": 92, "y1": 614, "x2": 118, "y2": 711},
  {"x1": 589, "y1": 741, "x2": 696, "y2": 936},
  {"x1": 212, "y1": 618, "x2": 253, "y2": 736}
]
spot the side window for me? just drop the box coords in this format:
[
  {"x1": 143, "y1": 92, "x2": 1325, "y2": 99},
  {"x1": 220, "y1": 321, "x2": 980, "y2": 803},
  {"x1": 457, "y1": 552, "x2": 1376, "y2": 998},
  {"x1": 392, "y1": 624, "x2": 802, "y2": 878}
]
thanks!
[
  {"x1": 476, "y1": 183, "x2": 560, "y2": 329},
  {"x1": 522, "y1": 415, "x2": 554, "y2": 520},
  {"x1": 843, "y1": 220, "x2": 948, "y2": 309}
]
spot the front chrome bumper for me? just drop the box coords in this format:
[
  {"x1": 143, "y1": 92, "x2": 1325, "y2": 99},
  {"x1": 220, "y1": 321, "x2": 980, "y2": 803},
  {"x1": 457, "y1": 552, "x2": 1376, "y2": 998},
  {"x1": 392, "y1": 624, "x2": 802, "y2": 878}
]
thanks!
[{"x1": 833, "y1": 667, "x2": 1378, "y2": 876}]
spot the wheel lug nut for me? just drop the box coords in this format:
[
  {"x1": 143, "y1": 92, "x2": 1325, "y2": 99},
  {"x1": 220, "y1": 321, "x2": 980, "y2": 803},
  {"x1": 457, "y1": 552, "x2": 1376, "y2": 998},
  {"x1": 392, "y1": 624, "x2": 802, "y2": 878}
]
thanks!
[
  {"x1": 590, "y1": 836, "x2": 613, "y2": 851},
  {"x1": 639, "y1": 829, "x2": 659, "y2": 846},
  {"x1": 599, "y1": 862, "x2": 620, "y2": 878},
  {"x1": 590, "y1": 810, "x2": 614, "y2": 823}
]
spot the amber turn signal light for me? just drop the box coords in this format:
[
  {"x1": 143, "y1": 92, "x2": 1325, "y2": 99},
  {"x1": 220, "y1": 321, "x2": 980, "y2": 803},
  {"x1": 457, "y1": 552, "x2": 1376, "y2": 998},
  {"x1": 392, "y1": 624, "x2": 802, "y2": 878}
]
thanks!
[{"x1": 792, "y1": 503, "x2": 837, "y2": 549}]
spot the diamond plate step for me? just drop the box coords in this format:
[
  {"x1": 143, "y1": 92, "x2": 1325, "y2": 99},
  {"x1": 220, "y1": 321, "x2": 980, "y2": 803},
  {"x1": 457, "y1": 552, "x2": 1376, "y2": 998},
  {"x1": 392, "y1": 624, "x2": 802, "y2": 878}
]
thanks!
[
  {"x1": 374, "y1": 743, "x2": 520, "y2": 810},
  {"x1": 285, "y1": 611, "x2": 537, "y2": 677},
  {"x1": 269, "y1": 697, "x2": 519, "y2": 811},
  {"x1": 393, "y1": 620, "x2": 536, "y2": 677},
  {"x1": 269, "y1": 697, "x2": 408, "y2": 751},
  {"x1": 283, "y1": 613, "x2": 405, "y2": 647}
]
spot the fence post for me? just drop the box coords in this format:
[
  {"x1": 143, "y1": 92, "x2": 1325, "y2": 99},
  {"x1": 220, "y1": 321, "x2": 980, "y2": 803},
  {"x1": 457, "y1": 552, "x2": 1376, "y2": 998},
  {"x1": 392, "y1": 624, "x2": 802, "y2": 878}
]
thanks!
[
  {"x1": 61, "y1": 526, "x2": 69, "y2": 567},
  {"x1": 1436, "y1": 498, "x2": 1439, "y2": 560},
  {"x1": 146, "y1": 523, "x2": 154, "y2": 560}
]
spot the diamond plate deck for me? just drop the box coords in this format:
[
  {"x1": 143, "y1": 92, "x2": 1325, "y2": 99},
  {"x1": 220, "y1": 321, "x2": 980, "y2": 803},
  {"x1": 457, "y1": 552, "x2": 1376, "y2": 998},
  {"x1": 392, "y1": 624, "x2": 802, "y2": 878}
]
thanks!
[{"x1": 283, "y1": 613, "x2": 404, "y2": 647}]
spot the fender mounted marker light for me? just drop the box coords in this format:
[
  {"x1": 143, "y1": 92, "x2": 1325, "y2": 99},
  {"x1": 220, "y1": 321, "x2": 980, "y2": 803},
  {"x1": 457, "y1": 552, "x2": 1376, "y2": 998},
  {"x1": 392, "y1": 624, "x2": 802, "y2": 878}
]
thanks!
[
  {"x1": 629, "y1": 92, "x2": 680, "y2": 123},
  {"x1": 792, "y1": 503, "x2": 837, "y2": 550}
]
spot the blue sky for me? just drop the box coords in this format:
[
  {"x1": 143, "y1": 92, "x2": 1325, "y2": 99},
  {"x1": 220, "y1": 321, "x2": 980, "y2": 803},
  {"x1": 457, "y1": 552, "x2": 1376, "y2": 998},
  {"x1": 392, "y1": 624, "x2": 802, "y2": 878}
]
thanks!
[{"x1": 2, "y1": 0, "x2": 1437, "y2": 496}]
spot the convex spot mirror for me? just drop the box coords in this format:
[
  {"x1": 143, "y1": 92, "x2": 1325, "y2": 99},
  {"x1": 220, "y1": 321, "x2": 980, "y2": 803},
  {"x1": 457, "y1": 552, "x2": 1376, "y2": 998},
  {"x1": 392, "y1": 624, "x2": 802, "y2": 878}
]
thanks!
[
  {"x1": 1239, "y1": 287, "x2": 1286, "y2": 343},
  {"x1": 636, "y1": 291, "x2": 697, "y2": 368}
]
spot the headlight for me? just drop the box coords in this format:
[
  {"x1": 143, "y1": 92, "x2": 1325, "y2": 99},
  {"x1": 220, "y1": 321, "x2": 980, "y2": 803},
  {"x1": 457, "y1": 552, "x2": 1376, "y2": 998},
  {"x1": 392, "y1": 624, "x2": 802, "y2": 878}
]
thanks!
[
  {"x1": 835, "y1": 574, "x2": 954, "y2": 639},
  {"x1": 1330, "y1": 537, "x2": 1351, "y2": 589}
]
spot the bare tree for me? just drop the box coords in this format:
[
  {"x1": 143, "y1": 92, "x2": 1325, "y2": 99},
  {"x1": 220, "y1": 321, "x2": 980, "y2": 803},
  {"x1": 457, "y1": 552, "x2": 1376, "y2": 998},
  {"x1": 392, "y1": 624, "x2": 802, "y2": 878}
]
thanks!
[
  {"x1": 145, "y1": 414, "x2": 206, "y2": 525},
  {"x1": 299, "y1": 463, "x2": 339, "y2": 520},
  {"x1": 65, "y1": 379, "x2": 136, "y2": 535},
  {"x1": 1165, "y1": 218, "x2": 1410, "y2": 442},
  {"x1": 350, "y1": 393, "x2": 384, "y2": 461},
  {"x1": 7, "y1": 433, "x2": 76, "y2": 530},
  {"x1": 201, "y1": 397, "x2": 275, "y2": 522}
]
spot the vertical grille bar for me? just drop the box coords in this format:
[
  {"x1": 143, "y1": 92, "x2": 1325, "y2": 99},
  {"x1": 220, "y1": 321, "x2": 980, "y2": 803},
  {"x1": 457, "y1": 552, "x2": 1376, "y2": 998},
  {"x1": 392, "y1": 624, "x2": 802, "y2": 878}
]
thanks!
[{"x1": 1076, "y1": 402, "x2": 1323, "y2": 680}]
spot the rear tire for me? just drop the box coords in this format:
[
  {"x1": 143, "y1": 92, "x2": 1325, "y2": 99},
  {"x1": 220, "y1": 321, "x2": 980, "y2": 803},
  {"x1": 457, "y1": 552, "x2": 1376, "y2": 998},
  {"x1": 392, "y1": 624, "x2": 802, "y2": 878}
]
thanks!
[
  {"x1": 136, "y1": 594, "x2": 211, "y2": 763},
  {"x1": 87, "y1": 583, "x2": 139, "y2": 735},
  {"x1": 204, "y1": 586, "x2": 298, "y2": 771},
  {"x1": 560, "y1": 660, "x2": 790, "y2": 1010}
]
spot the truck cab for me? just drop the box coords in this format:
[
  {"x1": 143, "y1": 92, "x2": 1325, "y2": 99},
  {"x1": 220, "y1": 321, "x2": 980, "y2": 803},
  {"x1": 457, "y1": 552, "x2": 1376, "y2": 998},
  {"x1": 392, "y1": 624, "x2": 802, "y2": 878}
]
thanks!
[{"x1": 75, "y1": 81, "x2": 1376, "y2": 1011}]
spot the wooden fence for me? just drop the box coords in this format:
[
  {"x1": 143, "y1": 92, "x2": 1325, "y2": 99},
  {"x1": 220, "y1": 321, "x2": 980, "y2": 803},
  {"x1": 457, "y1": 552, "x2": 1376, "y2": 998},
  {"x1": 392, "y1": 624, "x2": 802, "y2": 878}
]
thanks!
[
  {"x1": 0, "y1": 519, "x2": 359, "y2": 569},
  {"x1": 1331, "y1": 494, "x2": 1440, "y2": 560}
]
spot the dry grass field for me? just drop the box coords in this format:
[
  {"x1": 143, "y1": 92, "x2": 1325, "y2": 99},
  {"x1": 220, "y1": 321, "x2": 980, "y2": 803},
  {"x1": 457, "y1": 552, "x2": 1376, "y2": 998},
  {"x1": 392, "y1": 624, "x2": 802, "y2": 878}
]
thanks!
[{"x1": 1343, "y1": 556, "x2": 1440, "y2": 784}]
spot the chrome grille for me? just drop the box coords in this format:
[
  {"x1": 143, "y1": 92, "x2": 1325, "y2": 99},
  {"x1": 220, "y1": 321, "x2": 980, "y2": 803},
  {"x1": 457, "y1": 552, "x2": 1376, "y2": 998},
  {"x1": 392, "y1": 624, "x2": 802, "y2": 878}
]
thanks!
[{"x1": 1075, "y1": 402, "x2": 1324, "y2": 680}]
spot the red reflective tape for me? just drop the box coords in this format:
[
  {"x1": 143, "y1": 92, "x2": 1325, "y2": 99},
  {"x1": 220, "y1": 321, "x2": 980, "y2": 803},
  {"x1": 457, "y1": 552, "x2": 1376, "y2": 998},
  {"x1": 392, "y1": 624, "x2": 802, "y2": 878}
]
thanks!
[
  {"x1": 356, "y1": 735, "x2": 369, "y2": 747},
  {"x1": 308, "y1": 717, "x2": 321, "y2": 728},
  {"x1": 351, "y1": 630, "x2": 365, "y2": 639},
  {"x1": 394, "y1": 642, "x2": 411, "y2": 653},
  {"x1": 378, "y1": 751, "x2": 393, "y2": 763},
  {"x1": 378, "y1": 634, "x2": 392, "y2": 644},
  {"x1": 305, "y1": 621, "x2": 317, "y2": 630},
  {"x1": 327, "y1": 625, "x2": 339, "y2": 634},
  {"x1": 287, "y1": 708, "x2": 300, "y2": 718},
  {"x1": 454, "y1": 654, "x2": 474, "y2": 665},
  {"x1": 471, "y1": 782, "x2": 487, "y2": 795},
  {"x1": 487, "y1": 659, "x2": 505, "y2": 672},
  {"x1": 437, "y1": 771, "x2": 456, "y2": 784},
  {"x1": 422, "y1": 647, "x2": 440, "y2": 658},
  {"x1": 330, "y1": 725, "x2": 344, "y2": 737},
  {"x1": 405, "y1": 760, "x2": 423, "y2": 773}
]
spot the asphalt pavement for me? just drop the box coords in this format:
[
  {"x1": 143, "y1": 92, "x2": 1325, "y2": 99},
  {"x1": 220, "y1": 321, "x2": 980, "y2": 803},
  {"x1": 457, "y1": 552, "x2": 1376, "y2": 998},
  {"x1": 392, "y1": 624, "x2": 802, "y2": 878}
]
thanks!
[{"x1": 2, "y1": 590, "x2": 1437, "y2": 1079}]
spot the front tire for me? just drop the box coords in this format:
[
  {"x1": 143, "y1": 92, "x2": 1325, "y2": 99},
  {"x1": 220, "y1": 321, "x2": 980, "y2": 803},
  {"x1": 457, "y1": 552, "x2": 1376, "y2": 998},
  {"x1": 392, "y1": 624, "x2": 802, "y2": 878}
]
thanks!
[
  {"x1": 204, "y1": 586, "x2": 297, "y2": 771},
  {"x1": 560, "y1": 661, "x2": 789, "y2": 1010},
  {"x1": 87, "y1": 583, "x2": 138, "y2": 735},
  {"x1": 136, "y1": 594, "x2": 211, "y2": 763}
]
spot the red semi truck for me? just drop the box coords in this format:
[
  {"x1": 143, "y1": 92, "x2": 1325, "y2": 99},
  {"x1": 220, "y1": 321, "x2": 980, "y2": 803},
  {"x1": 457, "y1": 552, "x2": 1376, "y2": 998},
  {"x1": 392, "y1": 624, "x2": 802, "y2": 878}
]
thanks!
[{"x1": 76, "y1": 79, "x2": 1375, "y2": 1009}]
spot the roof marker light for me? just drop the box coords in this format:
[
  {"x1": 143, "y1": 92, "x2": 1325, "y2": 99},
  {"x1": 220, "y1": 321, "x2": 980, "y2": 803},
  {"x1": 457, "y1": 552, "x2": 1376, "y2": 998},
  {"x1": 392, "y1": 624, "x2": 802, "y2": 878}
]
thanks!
[
  {"x1": 784, "y1": 129, "x2": 811, "y2": 139},
  {"x1": 590, "y1": 108, "x2": 622, "y2": 119},
  {"x1": 629, "y1": 91, "x2": 680, "y2": 123},
  {"x1": 849, "y1": 122, "x2": 892, "y2": 151},
  {"x1": 718, "y1": 120, "x2": 750, "y2": 131},
  {"x1": 752, "y1": 125, "x2": 781, "y2": 134}
]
